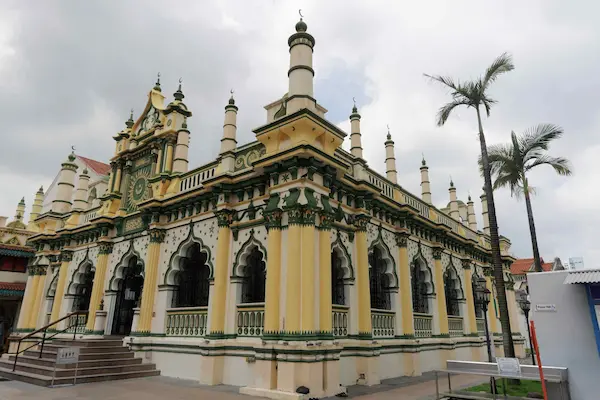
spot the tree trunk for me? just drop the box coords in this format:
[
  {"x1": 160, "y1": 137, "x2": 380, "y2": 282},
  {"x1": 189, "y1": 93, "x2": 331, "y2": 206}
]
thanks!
[
  {"x1": 476, "y1": 106, "x2": 515, "y2": 358},
  {"x1": 523, "y1": 178, "x2": 543, "y2": 272}
]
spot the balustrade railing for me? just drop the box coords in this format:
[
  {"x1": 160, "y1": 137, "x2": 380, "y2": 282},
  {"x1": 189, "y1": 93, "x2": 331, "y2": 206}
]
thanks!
[
  {"x1": 476, "y1": 318, "x2": 486, "y2": 336},
  {"x1": 366, "y1": 170, "x2": 394, "y2": 199},
  {"x1": 414, "y1": 313, "x2": 433, "y2": 338},
  {"x1": 371, "y1": 309, "x2": 395, "y2": 338},
  {"x1": 437, "y1": 212, "x2": 459, "y2": 234},
  {"x1": 237, "y1": 303, "x2": 264, "y2": 337},
  {"x1": 448, "y1": 315, "x2": 464, "y2": 337},
  {"x1": 332, "y1": 305, "x2": 349, "y2": 337},
  {"x1": 402, "y1": 190, "x2": 430, "y2": 219},
  {"x1": 82, "y1": 207, "x2": 100, "y2": 224},
  {"x1": 179, "y1": 164, "x2": 218, "y2": 193},
  {"x1": 66, "y1": 314, "x2": 87, "y2": 334},
  {"x1": 165, "y1": 307, "x2": 208, "y2": 337}
]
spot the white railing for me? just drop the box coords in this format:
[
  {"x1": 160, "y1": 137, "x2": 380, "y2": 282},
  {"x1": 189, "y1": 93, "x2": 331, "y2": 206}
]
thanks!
[
  {"x1": 437, "y1": 212, "x2": 459, "y2": 234},
  {"x1": 476, "y1": 318, "x2": 486, "y2": 336},
  {"x1": 333, "y1": 305, "x2": 349, "y2": 337},
  {"x1": 237, "y1": 303, "x2": 264, "y2": 337},
  {"x1": 371, "y1": 309, "x2": 395, "y2": 338},
  {"x1": 448, "y1": 315, "x2": 464, "y2": 337},
  {"x1": 179, "y1": 165, "x2": 218, "y2": 192},
  {"x1": 82, "y1": 207, "x2": 101, "y2": 223},
  {"x1": 367, "y1": 170, "x2": 394, "y2": 199},
  {"x1": 414, "y1": 313, "x2": 433, "y2": 338},
  {"x1": 402, "y1": 190, "x2": 430, "y2": 218},
  {"x1": 465, "y1": 228, "x2": 479, "y2": 242},
  {"x1": 165, "y1": 307, "x2": 208, "y2": 337},
  {"x1": 66, "y1": 314, "x2": 87, "y2": 333}
]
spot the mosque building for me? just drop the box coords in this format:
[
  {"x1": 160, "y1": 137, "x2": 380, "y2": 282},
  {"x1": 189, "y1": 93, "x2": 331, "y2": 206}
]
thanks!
[{"x1": 4, "y1": 17, "x2": 524, "y2": 397}]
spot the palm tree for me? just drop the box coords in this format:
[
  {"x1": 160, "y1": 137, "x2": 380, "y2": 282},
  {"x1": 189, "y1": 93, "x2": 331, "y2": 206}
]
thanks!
[
  {"x1": 484, "y1": 124, "x2": 572, "y2": 272},
  {"x1": 425, "y1": 53, "x2": 516, "y2": 358}
]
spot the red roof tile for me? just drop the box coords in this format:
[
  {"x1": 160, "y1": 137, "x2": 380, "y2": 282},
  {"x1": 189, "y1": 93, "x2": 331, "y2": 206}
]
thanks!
[
  {"x1": 77, "y1": 155, "x2": 111, "y2": 176},
  {"x1": 0, "y1": 243, "x2": 35, "y2": 253},
  {"x1": 0, "y1": 282, "x2": 26, "y2": 291},
  {"x1": 511, "y1": 257, "x2": 551, "y2": 275}
]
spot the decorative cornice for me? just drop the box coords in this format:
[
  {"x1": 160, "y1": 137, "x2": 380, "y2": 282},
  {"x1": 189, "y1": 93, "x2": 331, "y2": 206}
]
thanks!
[
  {"x1": 395, "y1": 232, "x2": 409, "y2": 248},
  {"x1": 432, "y1": 247, "x2": 443, "y2": 260},
  {"x1": 149, "y1": 229, "x2": 166, "y2": 243},
  {"x1": 215, "y1": 209, "x2": 233, "y2": 228},
  {"x1": 353, "y1": 214, "x2": 370, "y2": 232},
  {"x1": 59, "y1": 250, "x2": 73, "y2": 262}
]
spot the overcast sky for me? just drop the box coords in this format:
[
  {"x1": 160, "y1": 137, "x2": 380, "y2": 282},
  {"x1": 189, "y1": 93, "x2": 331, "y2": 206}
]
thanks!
[{"x1": 1, "y1": 0, "x2": 597, "y2": 267}]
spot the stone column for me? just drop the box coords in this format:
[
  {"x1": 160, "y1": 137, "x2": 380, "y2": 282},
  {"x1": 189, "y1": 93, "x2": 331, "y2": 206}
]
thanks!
[
  {"x1": 29, "y1": 265, "x2": 48, "y2": 329},
  {"x1": 396, "y1": 233, "x2": 414, "y2": 336},
  {"x1": 113, "y1": 162, "x2": 123, "y2": 193},
  {"x1": 354, "y1": 215, "x2": 372, "y2": 337},
  {"x1": 432, "y1": 247, "x2": 449, "y2": 336},
  {"x1": 136, "y1": 229, "x2": 165, "y2": 334},
  {"x1": 209, "y1": 210, "x2": 232, "y2": 336},
  {"x1": 85, "y1": 242, "x2": 113, "y2": 332},
  {"x1": 461, "y1": 259, "x2": 478, "y2": 335},
  {"x1": 49, "y1": 251, "x2": 73, "y2": 328},
  {"x1": 119, "y1": 160, "x2": 132, "y2": 212},
  {"x1": 318, "y1": 213, "x2": 334, "y2": 334},
  {"x1": 301, "y1": 210, "x2": 316, "y2": 333},
  {"x1": 284, "y1": 209, "x2": 302, "y2": 334},
  {"x1": 16, "y1": 271, "x2": 36, "y2": 330},
  {"x1": 164, "y1": 138, "x2": 175, "y2": 174},
  {"x1": 484, "y1": 272, "x2": 499, "y2": 335},
  {"x1": 264, "y1": 211, "x2": 283, "y2": 335}
]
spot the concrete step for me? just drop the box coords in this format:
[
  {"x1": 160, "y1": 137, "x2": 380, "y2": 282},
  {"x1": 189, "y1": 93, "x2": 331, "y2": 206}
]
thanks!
[
  {"x1": 0, "y1": 358, "x2": 156, "y2": 378},
  {"x1": 41, "y1": 344, "x2": 130, "y2": 354},
  {"x1": 51, "y1": 339, "x2": 125, "y2": 347},
  {"x1": 23, "y1": 349, "x2": 135, "y2": 361},
  {"x1": 0, "y1": 365, "x2": 160, "y2": 387},
  {"x1": 6, "y1": 354, "x2": 142, "y2": 369}
]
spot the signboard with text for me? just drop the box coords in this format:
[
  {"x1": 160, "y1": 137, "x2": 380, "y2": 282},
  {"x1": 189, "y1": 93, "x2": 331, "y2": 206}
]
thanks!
[
  {"x1": 56, "y1": 347, "x2": 80, "y2": 365},
  {"x1": 496, "y1": 357, "x2": 521, "y2": 377}
]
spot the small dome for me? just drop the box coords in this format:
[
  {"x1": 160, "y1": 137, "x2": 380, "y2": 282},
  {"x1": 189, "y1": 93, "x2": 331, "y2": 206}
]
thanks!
[
  {"x1": 295, "y1": 19, "x2": 307, "y2": 32},
  {"x1": 68, "y1": 152, "x2": 76, "y2": 162},
  {"x1": 83, "y1": 168, "x2": 89, "y2": 175}
]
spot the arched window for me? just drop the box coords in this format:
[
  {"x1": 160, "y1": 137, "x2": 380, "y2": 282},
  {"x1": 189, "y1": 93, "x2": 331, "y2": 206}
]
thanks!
[
  {"x1": 369, "y1": 247, "x2": 391, "y2": 310},
  {"x1": 331, "y1": 250, "x2": 345, "y2": 305},
  {"x1": 444, "y1": 267, "x2": 462, "y2": 316},
  {"x1": 172, "y1": 243, "x2": 210, "y2": 308},
  {"x1": 241, "y1": 248, "x2": 266, "y2": 303},
  {"x1": 411, "y1": 260, "x2": 429, "y2": 314},
  {"x1": 72, "y1": 265, "x2": 94, "y2": 312}
]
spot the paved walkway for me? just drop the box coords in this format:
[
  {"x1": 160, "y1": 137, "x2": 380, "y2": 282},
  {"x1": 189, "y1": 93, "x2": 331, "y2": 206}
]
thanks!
[{"x1": 0, "y1": 373, "x2": 487, "y2": 400}]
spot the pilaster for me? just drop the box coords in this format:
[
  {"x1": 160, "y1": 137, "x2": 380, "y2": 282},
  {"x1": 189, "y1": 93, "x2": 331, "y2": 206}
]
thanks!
[
  {"x1": 264, "y1": 210, "x2": 283, "y2": 335},
  {"x1": 85, "y1": 242, "x2": 113, "y2": 332},
  {"x1": 208, "y1": 210, "x2": 233, "y2": 337},
  {"x1": 49, "y1": 251, "x2": 73, "y2": 328},
  {"x1": 461, "y1": 259, "x2": 478, "y2": 335},
  {"x1": 354, "y1": 214, "x2": 372, "y2": 337},
  {"x1": 135, "y1": 229, "x2": 165, "y2": 334},
  {"x1": 318, "y1": 212, "x2": 334, "y2": 335},
  {"x1": 396, "y1": 233, "x2": 414, "y2": 336},
  {"x1": 432, "y1": 247, "x2": 449, "y2": 336}
]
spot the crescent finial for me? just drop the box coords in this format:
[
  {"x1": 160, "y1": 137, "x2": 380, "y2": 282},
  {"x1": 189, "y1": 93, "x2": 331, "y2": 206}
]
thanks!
[
  {"x1": 353, "y1": 97, "x2": 356, "y2": 107},
  {"x1": 230, "y1": 88, "x2": 234, "y2": 95},
  {"x1": 71, "y1": 145, "x2": 75, "y2": 152},
  {"x1": 299, "y1": 9, "x2": 303, "y2": 19},
  {"x1": 179, "y1": 77, "x2": 183, "y2": 84}
]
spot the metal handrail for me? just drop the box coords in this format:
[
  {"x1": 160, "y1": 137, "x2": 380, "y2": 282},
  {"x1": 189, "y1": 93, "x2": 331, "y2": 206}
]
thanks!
[{"x1": 11, "y1": 311, "x2": 88, "y2": 371}]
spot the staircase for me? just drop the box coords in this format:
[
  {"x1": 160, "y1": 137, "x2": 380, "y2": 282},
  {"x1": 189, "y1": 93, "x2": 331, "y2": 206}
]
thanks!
[{"x1": 0, "y1": 337, "x2": 160, "y2": 386}]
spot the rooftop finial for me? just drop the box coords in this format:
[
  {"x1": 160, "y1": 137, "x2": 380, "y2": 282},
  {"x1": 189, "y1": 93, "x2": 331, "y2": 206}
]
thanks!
[
  {"x1": 468, "y1": 191, "x2": 472, "y2": 202},
  {"x1": 449, "y1": 175, "x2": 454, "y2": 188},
  {"x1": 68, "y1": 146, "x2": 76, "y2": 162},
  {"x1": 229, "y1": 88, "x2": 235, "y2": 105},
  {"x1": 174, "y1": 77, "x2": 184, "y2": 101},
  {"x1": 154, "y1": 72, "x2": 161, "y2": 91},
  {"x1": 421, "y1": 152, "x2": 427, "y2": 166},
  {"x1": 295, "y1": 9, "x2": 307, "y2": 32},
  {"x1": 126, "y1": 108, "x2": 134, "y2": 128},
  {"x1": 386, "y1": 124, "x2": 391, "y2": 140},
  {"x1": 352, "y1": 97, "x2": 358, "y2": 113}
]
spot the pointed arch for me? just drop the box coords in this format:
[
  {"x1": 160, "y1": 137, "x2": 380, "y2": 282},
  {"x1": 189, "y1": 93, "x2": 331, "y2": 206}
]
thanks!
[
  {"x1": 232, "y1": 229, "x2": 267, "y2": 278},
  {"x1": 411, "y1": 243, "x2": 434, "y2": 314},
  {"x1": 368, "y1": 228, "x2": 398, "y2": 310},
  {"x1": 108, "y1": 240, "x2": 144, "y2": 291},
  {"x1": 66, "y1": 250, "x2": 94, "y2": 295},
  {"x1": 331, "y1": 231, "x2": 354, "y2": 282},
  {"x1": 46, "y1": 271, "x2": 59, "y2": 298},
  {"x1": 164, "y1": 224, "x2": 214, "y2": 285},
  {"x1": 368, "y1": 228, "x2": 398, "y2": 289},
  {"x1": 444, "y1": 258, "x2": 464, "y2": 316}
]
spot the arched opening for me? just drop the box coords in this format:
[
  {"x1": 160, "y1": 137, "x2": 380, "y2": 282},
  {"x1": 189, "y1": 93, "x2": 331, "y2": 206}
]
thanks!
[
  {"x1": 112, "y1": 256, "x2": 144, "y2": 336},
  {"x1": 240, "y1": 247, "x2": 266, "y2": 304},
  {"x1": 70, "y1": 264, "x2": 95, "y2": 312},
  {"x1": 368, "y1": 247, "x2": 391, "y2": 310},
  {"x1": 411, "y1": 258, "x2": 433, "y2": 314},
  {"x1": 171, "y1": 243, "x2": 210, "y2": 308},
  {"x1": 444, "y1": 266, "x2": 463, "y2": 316},
  {"x1": 332, "y1": 250, "x2": 346, "y2": 306}
]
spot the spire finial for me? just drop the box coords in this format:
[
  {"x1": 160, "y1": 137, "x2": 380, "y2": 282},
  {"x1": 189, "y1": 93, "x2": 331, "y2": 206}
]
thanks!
[
  {"x1": 468, "y1": 191, "x2": 472, "y2": 202},
  {"x1": 38, "y1": 185, "x2": 44, "y2": 193},
  {"x1": 386, "y1": 124, "x2": 391, "y2": 140},
  {"x1": 228, "y1": 88, "x2": 235, "y2": 105},
  {"x1": 154, "y1": 72, "x2": 161, "y2": 91},
  {"x1": 126, "y1": 108, "x2": 134, "y2": 128},
  {"x1": 295, "y1": 9, "x2": 307, "y2": 32},
  {"x1": 173, "y1": 77, "x2": 184, "y2": 101},
  {"x1": 449, "y1": 175, "x2": 454, "y2": 188},
  {"x1": 421, "y1": 152, "x2": 427, "y2": 166},
  {"x1": 68, "y1": 146, "x2": 76, "y2": 162},
  {"x1": 351, "y1": 97, "x2": 358, "y2": 113}
]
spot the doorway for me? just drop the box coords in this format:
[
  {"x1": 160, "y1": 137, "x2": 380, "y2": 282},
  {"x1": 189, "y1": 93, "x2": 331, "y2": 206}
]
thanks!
[{"x1": 111, "y1": 257, "x2": 144, "y2": 336}]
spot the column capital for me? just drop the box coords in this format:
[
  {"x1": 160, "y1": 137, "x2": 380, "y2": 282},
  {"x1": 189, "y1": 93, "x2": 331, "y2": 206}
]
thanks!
[
  {"x1": 264, "y1": 210, "x2": 283, "y2": 230},
  {"x1": 59, "y1": 250, "x2": 74, "y2": 262},
  {"x1": 318, "y1": 212, "x2": 335, "y2": 230},
  {"x1": 149, "y1": 229, "x2": 166, "y2": 243},
  {"x1": 353, "y1": 214, "x2": 370, "y2": 232},
  {"x1": 395, "y1": 232, "x2": 410, "y2": 248},
  {"x1": 98, "y1": 242, "x2": 114, "y2": 255},
  {"x1": 483, "y1": 267, "x2": 494, "y2": 277},
  {"x1": 461, "y1": 258, "x2": 472, "y2": 270},
  {"x1": 215, "y1": 209, "x2": 233, "y2": 228},
  {"x1": 432, "y1": 247, "x2": 443, "y2": 260}
]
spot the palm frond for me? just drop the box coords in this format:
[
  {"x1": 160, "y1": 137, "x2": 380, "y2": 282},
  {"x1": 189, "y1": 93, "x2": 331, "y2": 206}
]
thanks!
[
  {"x1": 483, "y1": 52, "x2": 515, "y2": 88},
  {"x1": 493, "y1": 172, "x2": 524, "y2": 198},
  {"x1": 424, "y1": 74, "x2": 476, "y2": 102},
  {"x1": 519, "y1": 124, "x2": 564, "y2": 159},
  {"x1": 485, "y1": 143, "x2": 517, "y2": 176},
  {"x1": 435, "y1": 99, "x2": 470, "y2": 126},
  {"x1": 423, "y1": 74, "x2": 460, "y2": 91},
  {"x1": 526, "y1": 155, "x2": 573, "y2": 176}
]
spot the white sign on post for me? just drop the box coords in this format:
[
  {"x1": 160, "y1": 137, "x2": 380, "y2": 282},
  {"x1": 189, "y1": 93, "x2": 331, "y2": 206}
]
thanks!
[
  {"x1": 52, "y1": 347, "x2": 80, "y2": 387},
  {"x1": 535, "y1": 304, "x2": 557, "y2": 312},
  {"x1": 496, "y1": 357, "x2": 521, "y2": 377}
]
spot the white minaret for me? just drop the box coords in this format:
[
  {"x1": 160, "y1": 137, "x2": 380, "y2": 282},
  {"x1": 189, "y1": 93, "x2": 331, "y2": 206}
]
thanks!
[
  {"x1": 384, "y1": 127, "x2": 397, "y2": 184},
  {"x1": 286, "y1": 14, "x2": 316, "y2": 114},
  {"x1": 449, "y1": 179, "x2": 459, "y2": 220},
  {"x1": 28, "y1": 186, "x2": 44, "y2": 227},
  {"x1": 467, "y1": 194, "x2": 477, "y2": 231},
  {"x1": 480, "y1": 188, "x2": 490, "y2": 234},
  {"x1": 220, "y1": 92, "x2": 238, "y2": 155},
  {"x1": 350, "y1": 102, "x2": 363, "y2": 159},
  {"x1": 171, "y1": 82, "x2": 192, "y2": 174},
  {"x1": 73, "y1": 168, "x2": 90, "y2": 211},
  {"x1": 420, "y1": 156, "x2": 432, "y2": 204},
  {"x1": 52, "y1": 151, "x2": 78, "y2": 214},
  {"x1": 14, "y1": 197, "x2": 25, "y2": 223}
]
